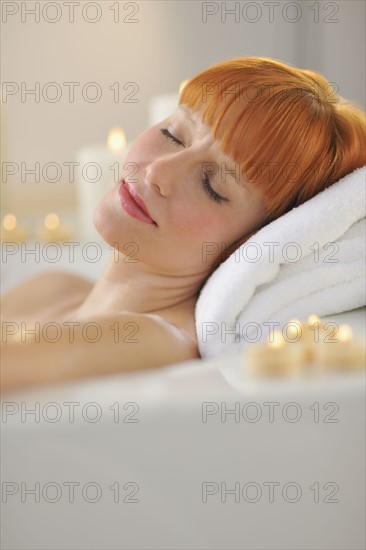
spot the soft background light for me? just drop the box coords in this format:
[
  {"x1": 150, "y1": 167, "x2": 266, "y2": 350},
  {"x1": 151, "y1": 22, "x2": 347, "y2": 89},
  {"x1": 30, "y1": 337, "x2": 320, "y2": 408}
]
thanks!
[{"x1": 1, "y1": 0, "x2": 365, "y2": 216}]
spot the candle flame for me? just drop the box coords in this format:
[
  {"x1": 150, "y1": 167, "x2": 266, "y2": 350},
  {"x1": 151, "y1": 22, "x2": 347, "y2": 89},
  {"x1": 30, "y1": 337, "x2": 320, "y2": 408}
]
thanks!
[
  {"x1": 307, "y1": 314, "x2": 321, "y2": 325},
  {"x1": 288, "y1": 318, "x2": 302, "y2": 329},
  {"x1": 287, "y1": 319, "x2": 301, "y2": 339},
  {"x1": 107, "y1": 128, "x2": 127, "y2": 152},
  {"x1": 269, "y1": 331, "x2": 284, "y2": 348},
  {"x1": 338, "y1": 324, "x2": 353, "y2": 343},
  {"x1": 286, "y1": 319, "x2": 302, "y2": 341},
  {"x1": 44, "y1": 212, "x2": 59, "y2": 230},
  {"x1": 3, "y1": 214, "x2": 17, "y2": 231}
]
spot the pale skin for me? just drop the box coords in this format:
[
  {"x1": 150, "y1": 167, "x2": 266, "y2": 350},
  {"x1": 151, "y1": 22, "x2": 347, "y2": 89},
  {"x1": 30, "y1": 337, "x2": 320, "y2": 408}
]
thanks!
[{"x1": 1, "y1": 105, "x2": 267, "y2": 393}]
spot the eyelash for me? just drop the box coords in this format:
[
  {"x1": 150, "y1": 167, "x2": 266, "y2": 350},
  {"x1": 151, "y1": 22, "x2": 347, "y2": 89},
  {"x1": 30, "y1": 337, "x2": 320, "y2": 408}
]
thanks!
[{"x1": 159, "y1": 128, "x2": 228, "y2": 204}]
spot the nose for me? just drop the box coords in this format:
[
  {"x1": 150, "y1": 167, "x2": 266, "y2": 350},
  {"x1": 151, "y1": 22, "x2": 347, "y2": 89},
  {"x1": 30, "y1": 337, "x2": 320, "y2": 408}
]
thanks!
[
  {"x1": 145, "y1": 151, "x2": 193, "y2": 197},
  {"x1": 144, "y1": 157, "x2": 174, "y2": 197}
]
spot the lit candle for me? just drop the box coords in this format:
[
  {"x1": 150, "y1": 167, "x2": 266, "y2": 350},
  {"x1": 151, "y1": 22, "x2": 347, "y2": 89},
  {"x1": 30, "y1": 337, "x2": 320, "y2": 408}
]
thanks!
[
  {"x1": 76, "y1": 127, "x2": 130, "y2": 242},
  {"x1": 304, "y1": 314, "x2": 323, "y2": 343},
  {"x1": 1, "y1": 214, "x2": 28, "y2": 242},
  {"x1": 107, "y1": 127, "x2": 127, "y2": 151},
  {"x1": 37, "y1": 212, "x2": 73, "y2": 242},
  {"x1": 314, "y1": 324, "x2": 366, "y2": 371},
  {"x1": 288, "y1": 315, "x2": 322, "y2": 342},
  {"x1": 244, "y1": 331, "x2": 307, "y2": 378},
  {"x1": 286, "y1": 315, "x2": 323, "y2": 362}
]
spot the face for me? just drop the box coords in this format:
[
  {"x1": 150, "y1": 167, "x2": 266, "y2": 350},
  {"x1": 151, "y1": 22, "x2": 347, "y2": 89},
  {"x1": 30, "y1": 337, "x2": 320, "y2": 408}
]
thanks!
[{"x1": 94, "y1": 104, "x2": 267, "y2": 276}]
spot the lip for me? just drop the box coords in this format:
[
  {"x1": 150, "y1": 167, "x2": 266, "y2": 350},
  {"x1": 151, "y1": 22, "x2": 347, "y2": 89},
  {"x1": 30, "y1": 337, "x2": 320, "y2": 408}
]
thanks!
[{"x1": 118, "y1": 180, "x2": 157, "y2": 225}]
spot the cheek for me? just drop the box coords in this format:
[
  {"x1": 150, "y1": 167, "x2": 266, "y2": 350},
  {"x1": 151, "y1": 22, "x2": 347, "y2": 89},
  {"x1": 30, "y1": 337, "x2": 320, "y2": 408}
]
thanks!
[
  {"x1": 173, "y1": 204, "x2": 255, "y2": 253},
  {"x1": 170, "y1": 202, "x2": 227, "y2": 243}
]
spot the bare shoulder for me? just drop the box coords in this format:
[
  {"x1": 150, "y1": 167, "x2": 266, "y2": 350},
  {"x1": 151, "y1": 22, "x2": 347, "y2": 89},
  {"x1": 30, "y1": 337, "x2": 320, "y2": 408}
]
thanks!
[
  {"x1": 1, "y1": 271, "x2": 93, "y2": 321},
  {"x1": 2, "y1": 270, "x2": 93, "y2": 297},
  {"x1": 111, "y1": 312, "x2": 200, "y2": 369},
  {"x1": 143, "y1": 313, "x2": 200, "y2": 363},
  {"x1": 65, "y1": 311, "x2": 201, "y2": 381},
  {"x1": 1, "y1": 311, "x2": 201, "y2": 393}
]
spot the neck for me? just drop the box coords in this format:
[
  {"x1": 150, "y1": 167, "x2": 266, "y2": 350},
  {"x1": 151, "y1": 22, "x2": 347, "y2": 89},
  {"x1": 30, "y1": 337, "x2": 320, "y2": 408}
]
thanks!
[{"x1": 75, "y1": 251, "x2": 208, "y2": 319}]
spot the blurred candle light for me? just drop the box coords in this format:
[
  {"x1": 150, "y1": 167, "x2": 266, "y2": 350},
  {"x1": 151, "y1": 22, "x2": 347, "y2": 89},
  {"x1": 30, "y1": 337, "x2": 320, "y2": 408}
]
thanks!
[
  {"x1": 45, "y1": 212, "x2": 60, "y2": 230},
  {"x1": 286, "y1": 319, "x2": 319, "y2": 376},
  {"x1": 37, "y1": 212, "x2": 73, "y2": 242},
  {"x1": 302, "y1": 314, "x2": 322, "y2": 343},
  {"x1": 76, "y1": 127, "x2": 130, "y2": 242},
  {"x1": 307, "y1": 314, "x2": 321, "y2": 325},
  {"x1": 314, "y1": 323, "x2": 366, "y2": 371},
  {"x1": 1, "y1": 213, "x2": 28, "y2": 242},
  {"x1": 287, "y1": 318, "x2": 302, "y2": 339},
  {"x1": 244, "y1": 315, "x2": 365, "y2": 379},
  {"x1": 271, "y1": 330, "x2": 284, "y2": 348},
  {"x1": 287, "y1": 315, "x2": 321, "y2": 362},
  {"x1": 339, "y1": 324, "x2": 353, "y2": 341},
  {"x1": 244, "y1": 330, "x2": 306, "y2": 378},
  {"x1": 107, "y1": 127, "x2": 127, "y2": 151}
]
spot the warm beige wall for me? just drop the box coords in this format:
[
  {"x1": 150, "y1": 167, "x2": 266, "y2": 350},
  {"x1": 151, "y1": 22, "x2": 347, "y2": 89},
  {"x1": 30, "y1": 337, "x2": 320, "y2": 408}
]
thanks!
[{"x1": 1, "y1": 0, "x2": 365, "y2": 215}]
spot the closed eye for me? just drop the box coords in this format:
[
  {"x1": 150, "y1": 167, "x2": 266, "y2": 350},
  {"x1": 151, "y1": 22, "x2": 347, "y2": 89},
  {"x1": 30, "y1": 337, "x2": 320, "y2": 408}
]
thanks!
[
  {"x1": 159, "y1": 127, "x2": 229, "y2": 204},
  {"x1": 160, "y1": 128, "x2": 183, "y2": 146}
]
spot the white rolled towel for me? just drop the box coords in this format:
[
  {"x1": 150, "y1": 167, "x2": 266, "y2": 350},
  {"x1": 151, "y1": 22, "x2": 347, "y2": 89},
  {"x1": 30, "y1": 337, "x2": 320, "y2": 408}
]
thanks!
[{"x1": 195, "y1": 165, "x2": 366, "y2": 358}]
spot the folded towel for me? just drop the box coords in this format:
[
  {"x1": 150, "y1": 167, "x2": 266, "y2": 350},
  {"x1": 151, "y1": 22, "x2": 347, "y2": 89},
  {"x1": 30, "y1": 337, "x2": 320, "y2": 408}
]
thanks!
[{"x1": 195, "y1": 165, "x2": 366, "y2": 358}]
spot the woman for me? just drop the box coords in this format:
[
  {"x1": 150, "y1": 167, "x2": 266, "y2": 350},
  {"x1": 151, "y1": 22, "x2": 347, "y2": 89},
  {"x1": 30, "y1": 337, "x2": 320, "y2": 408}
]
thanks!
[{"x1": 2, "y1": 57, "x2": 365, "y2": 393}]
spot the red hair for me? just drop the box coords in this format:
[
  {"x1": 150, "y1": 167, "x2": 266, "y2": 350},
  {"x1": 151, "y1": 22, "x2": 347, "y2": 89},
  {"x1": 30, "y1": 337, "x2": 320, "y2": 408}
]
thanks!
[{"x1": 179, "y1": 57, "x2": 366, "y2": 228}]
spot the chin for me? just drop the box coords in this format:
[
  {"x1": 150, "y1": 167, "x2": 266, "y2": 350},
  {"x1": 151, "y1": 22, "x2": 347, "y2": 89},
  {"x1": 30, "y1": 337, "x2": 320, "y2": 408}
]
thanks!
[
  {"x1": 92, "y1": 195, "x2": 143, "y2": 259},
  {"x1": 93, "y1": 196, "x2": 120, "y2": 249}
]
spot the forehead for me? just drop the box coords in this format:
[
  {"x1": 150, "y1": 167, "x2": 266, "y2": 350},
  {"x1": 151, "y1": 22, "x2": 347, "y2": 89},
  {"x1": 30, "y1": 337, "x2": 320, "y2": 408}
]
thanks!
[
  {"x1": 176, "y1": 104, "x2": 208, "y2": 134},
  {"x1": 177, "y1": 104, "x2": 199, "y2": 126},
  {"x1": 176, "y1": 104, "x2": 223, "y2": 152},
  {"x1": 176, "y1": 105, "x2": 249, "y2": 189}
]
